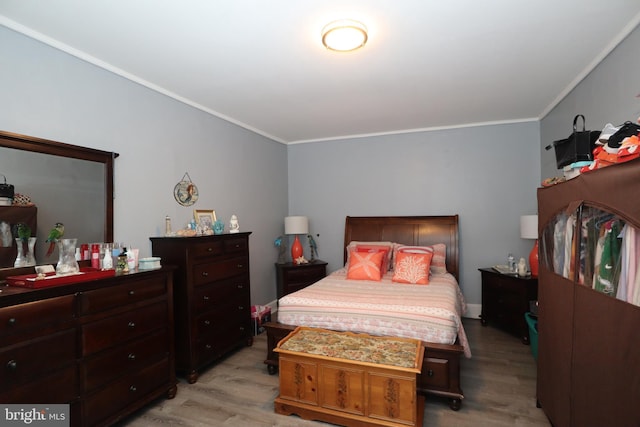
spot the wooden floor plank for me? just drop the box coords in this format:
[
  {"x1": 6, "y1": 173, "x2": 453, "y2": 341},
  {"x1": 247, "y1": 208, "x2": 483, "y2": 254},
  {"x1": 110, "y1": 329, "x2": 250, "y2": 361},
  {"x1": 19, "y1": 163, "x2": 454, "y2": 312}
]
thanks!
[{"x1": 122, "y1": 318, "x2": 550, "y2": 426}]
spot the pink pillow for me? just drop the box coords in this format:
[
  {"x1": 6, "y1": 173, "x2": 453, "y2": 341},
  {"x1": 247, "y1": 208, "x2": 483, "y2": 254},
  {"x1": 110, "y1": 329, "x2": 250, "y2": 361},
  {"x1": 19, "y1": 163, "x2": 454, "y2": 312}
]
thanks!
[
  {"x1": 347, "y1": 250, "x2": 385, "y2": 281},
  {"x1": 395, "y1": 243, "x2": 447, "y2": 274},
  {"x1": 392, "y1": 251, "x2": 433, "y2": 284}
]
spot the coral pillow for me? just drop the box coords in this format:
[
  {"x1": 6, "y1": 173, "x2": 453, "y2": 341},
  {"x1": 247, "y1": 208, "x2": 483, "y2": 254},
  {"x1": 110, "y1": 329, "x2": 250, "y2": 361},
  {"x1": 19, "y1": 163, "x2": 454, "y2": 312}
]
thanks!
[
  {"x1": 392, "y1": 251, "x2": 433, "y2": 284},
  {"x1": 356, "y1": 245, "x2": 391, "y2": 272},
  {"x1": 346, "y1": 241, "x2": 394, "y2": 272},
  {"x1": 394, "y1": 243, "x2": 447, "y2": 274},
  {"x1": 347, "y1": 250, "x2": 385, "y2": 281}
]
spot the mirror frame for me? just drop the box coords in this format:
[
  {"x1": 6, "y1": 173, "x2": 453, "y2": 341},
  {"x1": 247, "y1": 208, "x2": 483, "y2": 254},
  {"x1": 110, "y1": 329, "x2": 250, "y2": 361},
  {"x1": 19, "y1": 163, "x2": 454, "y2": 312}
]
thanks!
[{"x1": 0, "y1": 130, "x2": 119, "y2": 273}]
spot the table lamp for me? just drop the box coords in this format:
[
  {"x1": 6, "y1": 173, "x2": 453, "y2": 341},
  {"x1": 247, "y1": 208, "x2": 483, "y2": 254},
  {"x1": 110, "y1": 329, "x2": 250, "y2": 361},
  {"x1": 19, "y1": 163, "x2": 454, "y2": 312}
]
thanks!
[
  {"x1": 520, "y1": 215, "x2": 539, "y2": 277},
  {"x1": 285, "y1": 216, "x2": 308, "y2": 264}
]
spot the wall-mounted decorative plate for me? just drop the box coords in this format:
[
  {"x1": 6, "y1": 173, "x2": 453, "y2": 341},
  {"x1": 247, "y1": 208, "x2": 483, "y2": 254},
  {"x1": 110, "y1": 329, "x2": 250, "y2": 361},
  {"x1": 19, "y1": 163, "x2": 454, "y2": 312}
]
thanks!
[{"x1": 174, "y1": 172, "x2": 198, "y2": 206}]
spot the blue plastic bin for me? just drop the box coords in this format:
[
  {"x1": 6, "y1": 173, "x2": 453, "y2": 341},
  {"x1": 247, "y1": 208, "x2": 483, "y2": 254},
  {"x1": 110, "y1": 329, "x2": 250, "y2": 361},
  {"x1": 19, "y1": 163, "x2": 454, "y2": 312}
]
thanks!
[{"x1": 524, "y1": 312, "x2": 538, "y2": 361}]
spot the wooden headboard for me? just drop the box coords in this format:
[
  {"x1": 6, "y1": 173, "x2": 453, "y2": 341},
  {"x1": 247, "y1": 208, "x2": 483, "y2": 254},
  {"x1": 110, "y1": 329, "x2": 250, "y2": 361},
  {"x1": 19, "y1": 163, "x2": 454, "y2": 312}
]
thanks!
[{"x1": 343, "y1": 215, "x2": 460, "y2": 281}]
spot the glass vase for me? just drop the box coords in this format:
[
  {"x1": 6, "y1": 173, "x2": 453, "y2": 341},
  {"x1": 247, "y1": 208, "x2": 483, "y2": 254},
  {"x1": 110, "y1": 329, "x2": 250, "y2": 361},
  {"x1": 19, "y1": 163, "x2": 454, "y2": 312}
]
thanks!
[
  {"x1": 56, "y1": 238, "x2": 80, "y2": 275},
  {"x1": 14, "y1": 237, "x2": 37, "y2": 267}
]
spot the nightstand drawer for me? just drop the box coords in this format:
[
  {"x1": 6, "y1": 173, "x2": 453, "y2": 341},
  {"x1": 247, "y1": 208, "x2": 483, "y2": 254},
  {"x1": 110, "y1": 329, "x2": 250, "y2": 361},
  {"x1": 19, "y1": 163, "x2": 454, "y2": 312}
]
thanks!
[
  {"x1": 283, "y1": 265, "x2": 326, "y2": 283},
  {"x1": 276, "y1": 260, "x2": 328, "y2": 299}
]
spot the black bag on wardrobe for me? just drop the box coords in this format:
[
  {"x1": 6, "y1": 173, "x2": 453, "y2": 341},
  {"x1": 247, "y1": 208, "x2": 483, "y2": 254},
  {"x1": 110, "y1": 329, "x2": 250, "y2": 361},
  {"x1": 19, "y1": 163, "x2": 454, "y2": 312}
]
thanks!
[
  {"x1": 545, "y1": 114, "x2": 600, "y2": 169},
  {"x1": 0, "y1": 174, "x2": 14, "y2": 199}
]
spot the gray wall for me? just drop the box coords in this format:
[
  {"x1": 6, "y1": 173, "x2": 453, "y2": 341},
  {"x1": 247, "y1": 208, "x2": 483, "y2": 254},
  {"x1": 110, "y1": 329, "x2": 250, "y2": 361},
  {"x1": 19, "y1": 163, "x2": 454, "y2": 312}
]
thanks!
[
  {"x1": 541, "y1": 25, "x2": 640, "y2": 181},
  {"x1": 0, "y1": 26, "x2": 289, "y2": 307},
  {"x1": 288, "y1": 123, "x2": 541, "y2": 308},
  {"x1": 6, "y1": 21, "x2": 633, "y2": 310}
]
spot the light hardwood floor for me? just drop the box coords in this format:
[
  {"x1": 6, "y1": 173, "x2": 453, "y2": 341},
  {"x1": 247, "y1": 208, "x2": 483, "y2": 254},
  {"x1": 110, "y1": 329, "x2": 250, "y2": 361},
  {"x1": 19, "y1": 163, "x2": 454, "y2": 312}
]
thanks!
[{"x1": 121, "y1": 319, "x2": 551, "y2": 426}]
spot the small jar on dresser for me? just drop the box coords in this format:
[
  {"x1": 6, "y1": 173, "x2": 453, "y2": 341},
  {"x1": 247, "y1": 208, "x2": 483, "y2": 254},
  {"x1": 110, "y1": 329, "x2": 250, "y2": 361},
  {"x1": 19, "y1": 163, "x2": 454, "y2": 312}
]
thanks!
[
  {"x1": 151, "y1": 232, "x2": 252, "y2": 384},
  {"x1": 276, "y1": 260, "x2": 328, "y2": 299}
]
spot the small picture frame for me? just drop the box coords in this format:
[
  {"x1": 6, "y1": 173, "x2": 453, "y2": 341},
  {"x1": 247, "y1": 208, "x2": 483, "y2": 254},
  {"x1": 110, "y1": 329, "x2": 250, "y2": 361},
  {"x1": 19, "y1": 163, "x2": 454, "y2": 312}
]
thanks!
[{"x1": 194, "y1": 209, "x2": 216, "y2": 229}]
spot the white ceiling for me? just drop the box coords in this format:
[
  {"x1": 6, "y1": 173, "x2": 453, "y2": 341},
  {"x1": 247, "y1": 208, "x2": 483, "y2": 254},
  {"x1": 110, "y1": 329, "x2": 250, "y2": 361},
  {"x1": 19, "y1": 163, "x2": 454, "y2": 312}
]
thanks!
[{"x1": 2, "y1": 1, "x2": 640, "y2": 144}]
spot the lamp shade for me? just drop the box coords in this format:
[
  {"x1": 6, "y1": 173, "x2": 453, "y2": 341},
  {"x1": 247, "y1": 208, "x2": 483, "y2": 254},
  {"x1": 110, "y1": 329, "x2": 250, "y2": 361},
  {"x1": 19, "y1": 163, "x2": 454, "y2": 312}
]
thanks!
[
  {"x1": 285, "y1": 216, "x2": 308, "y2": 235},
  {"x1": 520, "y1": 215, "x2": 538, "y2": 239}
]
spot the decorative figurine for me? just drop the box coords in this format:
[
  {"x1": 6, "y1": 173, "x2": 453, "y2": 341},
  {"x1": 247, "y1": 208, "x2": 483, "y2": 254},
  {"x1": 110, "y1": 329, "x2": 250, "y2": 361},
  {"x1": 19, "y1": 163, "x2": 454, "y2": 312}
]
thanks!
[
  {"x1": 45, "y1": 222, "x2": 65, "y2": 257},
  {"x1": 213, "y1": 220, "x2": 225, "y2": 235},
  {"x1": 229, "y1": 215, "x2": 240, "y2": 233},
  {"x1": 307, "y1": 234, "x2": 318, "y2": 261},
  {"x1": 274, "y1": 235, "x2": 287, "y2": 264}
]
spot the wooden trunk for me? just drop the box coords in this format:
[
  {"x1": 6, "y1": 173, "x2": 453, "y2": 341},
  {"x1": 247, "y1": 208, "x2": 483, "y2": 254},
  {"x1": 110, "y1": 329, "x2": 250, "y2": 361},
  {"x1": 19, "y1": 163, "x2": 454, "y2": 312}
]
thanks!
[{"x1": 274, "y1": 327, "x2": 424, "y2": 427}]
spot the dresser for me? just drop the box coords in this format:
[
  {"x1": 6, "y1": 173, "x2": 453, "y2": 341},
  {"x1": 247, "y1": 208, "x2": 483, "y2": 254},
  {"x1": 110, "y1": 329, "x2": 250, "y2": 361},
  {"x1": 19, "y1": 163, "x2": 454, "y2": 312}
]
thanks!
[
  {"x1": 275, "y1": 260, "x2": 327, "y2": 299},
  {"x1": 151, "y1": 232, "x2": 252, "y2": 383},
  {"x1": 0, "y1": 267, "x2": 176, "y2": 427},
  {"x1": 479, "y1": 268, "x2": 538, "y2": 344}
]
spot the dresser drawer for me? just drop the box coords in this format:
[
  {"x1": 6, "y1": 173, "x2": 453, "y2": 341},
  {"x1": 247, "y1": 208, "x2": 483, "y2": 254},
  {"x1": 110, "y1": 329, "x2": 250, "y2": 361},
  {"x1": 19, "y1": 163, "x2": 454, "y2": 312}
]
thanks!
[
  {"x1": 81, "y1": 301, "x2": 168, "y2": 356},
  {"x1": 0, "y1": 295, "x2": 76, "y2": 338},
  {"x1": 193, "y1": 256, "x2": 248, "y2": 286},
  {"x1": 82, "y1": 329, "x2": 169, "y2": 391},
  {"x1": 189, "y1": 240, "x2": 224, "y2": 258},
  {"x1": 194, "y1": 278, "x2": 249, "y2": 313},
  {"x1": 195, "y1": 327, "x2": 248, "y2": 366},
  {"x1": 0, "y1": 365, "x2": 78, "y2": 404},
  {"x1": 196, "y1": 299, "x2": 249, "y2": 338},
  {"x1": 223, "y1": 237, "x2": 248, "y2": 254},
  {"x1": 83, "y1": 358, "x2": 170, "y2": 427},
  {"x1": 0, "y1": 328, "x2": 76, "y2": 387},
  {"x1": 78, "y1": 276, "x2": 167, "y2": 315}
]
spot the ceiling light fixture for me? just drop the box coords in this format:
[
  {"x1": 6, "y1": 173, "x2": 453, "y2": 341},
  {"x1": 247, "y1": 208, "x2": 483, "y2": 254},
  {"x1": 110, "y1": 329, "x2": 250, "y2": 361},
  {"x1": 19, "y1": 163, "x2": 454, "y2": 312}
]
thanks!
[{"x1": 321, "y1": 20, "x2": 368, "y2": 52}]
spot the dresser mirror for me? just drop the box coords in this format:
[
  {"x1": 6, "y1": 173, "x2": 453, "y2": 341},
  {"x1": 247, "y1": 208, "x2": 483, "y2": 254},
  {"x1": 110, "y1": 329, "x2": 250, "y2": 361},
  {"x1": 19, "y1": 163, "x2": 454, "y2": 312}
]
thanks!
[{"x1": 0, "y1": 130, "x2": 118, "y2": 272}]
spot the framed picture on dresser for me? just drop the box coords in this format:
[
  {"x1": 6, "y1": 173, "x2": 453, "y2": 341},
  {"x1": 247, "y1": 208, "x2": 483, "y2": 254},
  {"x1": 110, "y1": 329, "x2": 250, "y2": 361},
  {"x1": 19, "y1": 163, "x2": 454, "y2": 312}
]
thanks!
[{"x1": 194, "y1": 209, "x2": 216, "y2": 229}]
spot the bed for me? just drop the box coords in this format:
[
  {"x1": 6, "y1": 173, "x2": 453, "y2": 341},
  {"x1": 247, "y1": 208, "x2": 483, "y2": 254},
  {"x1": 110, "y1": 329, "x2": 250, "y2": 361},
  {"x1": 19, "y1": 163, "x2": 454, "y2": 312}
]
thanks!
[{"x1": 264, "y1": 215, "x2": 468, "y2": 410}]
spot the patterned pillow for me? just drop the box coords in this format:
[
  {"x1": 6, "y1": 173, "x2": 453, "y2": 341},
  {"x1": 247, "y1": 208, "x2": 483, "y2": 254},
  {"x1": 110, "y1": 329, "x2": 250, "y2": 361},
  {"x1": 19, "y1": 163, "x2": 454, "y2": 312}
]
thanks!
[
  {"x1": 346, "y1": 241, "x2": 394, "y2": 271},
  {"x1": 346, "y1": 250, "x2": 385, "y2": 281},
  {"x1": 392, "y1": 251, "x2": 433, "y2": 284},
  {"x1": 394, "y1": 243, "x2": 447, "y2": 274}
]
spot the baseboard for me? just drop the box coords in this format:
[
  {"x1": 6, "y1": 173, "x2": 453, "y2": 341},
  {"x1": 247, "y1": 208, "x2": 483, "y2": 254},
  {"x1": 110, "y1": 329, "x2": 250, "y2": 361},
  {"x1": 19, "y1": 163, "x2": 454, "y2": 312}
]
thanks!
[{"x1": 464, "y1": 303, "x2": 482, "y2": 320}]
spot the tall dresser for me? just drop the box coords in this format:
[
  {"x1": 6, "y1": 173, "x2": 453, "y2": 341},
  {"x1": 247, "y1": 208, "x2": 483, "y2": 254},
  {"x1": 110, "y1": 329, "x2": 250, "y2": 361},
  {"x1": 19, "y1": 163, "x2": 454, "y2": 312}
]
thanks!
[
  {"x1": 151, "y1": 232, "x2": 252, "y2": 383},
  {"x1": 0, "y1": 267, "x2": 176, "y2": 427}
]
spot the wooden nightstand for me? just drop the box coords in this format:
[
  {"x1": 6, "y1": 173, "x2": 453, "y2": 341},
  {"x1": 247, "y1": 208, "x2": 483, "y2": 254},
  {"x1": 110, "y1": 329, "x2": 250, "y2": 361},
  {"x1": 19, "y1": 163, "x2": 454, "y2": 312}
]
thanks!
[
  {"x1": 276, "y1": 260, "x2": 328, "y2": 299},
  {"x1": 479, "y1": 268, "x2": 538, "y2": 344}
]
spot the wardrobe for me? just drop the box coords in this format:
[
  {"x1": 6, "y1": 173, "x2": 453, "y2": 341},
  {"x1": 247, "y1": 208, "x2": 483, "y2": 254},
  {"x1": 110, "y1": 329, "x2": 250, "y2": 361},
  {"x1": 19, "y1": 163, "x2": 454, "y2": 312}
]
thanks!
[{"x1": 536, "y1": 158, "x2": 640, "y2": 427}]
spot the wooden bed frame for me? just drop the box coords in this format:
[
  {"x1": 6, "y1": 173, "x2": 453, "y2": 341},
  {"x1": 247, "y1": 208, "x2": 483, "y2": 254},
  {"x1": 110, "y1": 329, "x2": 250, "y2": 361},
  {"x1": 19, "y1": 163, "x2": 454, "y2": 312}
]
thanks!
[{"x1": 264, "y1": 215, "x2": 465, "y2": 410}]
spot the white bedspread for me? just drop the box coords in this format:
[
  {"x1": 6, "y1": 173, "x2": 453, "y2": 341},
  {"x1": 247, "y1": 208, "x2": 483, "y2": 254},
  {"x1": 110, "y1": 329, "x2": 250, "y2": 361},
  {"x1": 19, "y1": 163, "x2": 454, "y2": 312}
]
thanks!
[{"x1": 277, "y1": 268, "x2": 471, "y2": 358}]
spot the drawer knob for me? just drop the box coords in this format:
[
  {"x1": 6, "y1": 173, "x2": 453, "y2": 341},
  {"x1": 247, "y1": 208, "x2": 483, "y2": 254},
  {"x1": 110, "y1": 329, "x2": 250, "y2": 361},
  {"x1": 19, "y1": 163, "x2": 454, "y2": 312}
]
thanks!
[
  {"x1": 6, "y1": 360, "x2": 17, "y2": 371},
  {"x1": 7, "y1": 317, "x2": 16, "y2": 326},
  {"x1": 236, "y1": 284, "x2": 244, "y2": 289},
  {"x1": 427, "y1": 369, "x2": 434, "y2": 377},
  {"x1": 128, "y1": 290, "x2": 135, "y2": 296},
  {"x1": 239, "y1": 326, "x2": 245, "y2": 331},
  {"x1": 203, "y1": 295, "x2": 210, "y2": 301},
  {"x1": 129, "y1": 385, "x2": 137, "y2": 392},
  {"x1": 204, "y1": 320, "x2": 211, "y2": 326},
  {"x1": 207, "y1": 247, "x2": 213, "y2": 252},
  {"x1": 238, "y1": 306, "x2": 244, "y2": 311},
  {"x1": 128, "y1": 321, "x2": 136, "y2": 328},
  {"x1": 205, "y1": 344, "x2": 212, "y2": 350},
  {"x1": 128, "y1": 353, "x2": 136, "y2": 360},
  {"x1": 235, "y1": 244, "x2": 240, "y2": 248},
  {"x1": 202, "y1": 271, "x2": 209, "y2": 277},
  {"x1": 237, "y1": 264, "x2": 243, "y2": 269}
]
